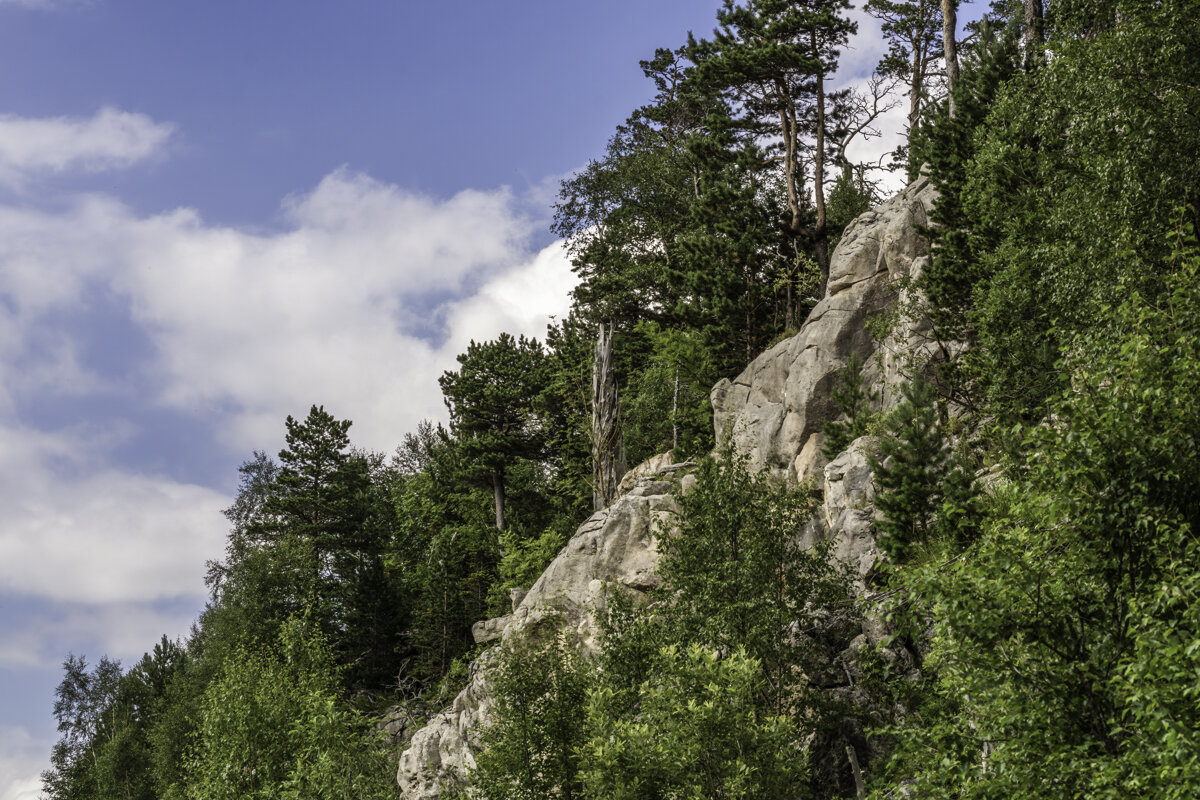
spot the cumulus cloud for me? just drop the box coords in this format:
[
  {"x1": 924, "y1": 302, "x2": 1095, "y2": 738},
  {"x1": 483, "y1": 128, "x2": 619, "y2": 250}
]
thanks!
[
  {"x1": 826, "y1": 7, "x2": 912, "y2": 198},
  {"x1": 0, "y1": 165, "x2": 575, "y2": 615},
  {"x1": 0, "y1": 168, "x2": 573, "y2": 453},
  {"x1": 832, "y1": 3, "x2": 898, "y2": 83},
  {"x1": 0, "y1": 165, "x2": 576, "y2": 741},
  {"x1": 0, "y1": 108, "x2": 174, "y2": 186},
  {"x1": 0, "y1": 425, "x2": 228, "y2": 605},
  {"x1": 440, "y1": 240, "x2": 576, "y2": 358}
]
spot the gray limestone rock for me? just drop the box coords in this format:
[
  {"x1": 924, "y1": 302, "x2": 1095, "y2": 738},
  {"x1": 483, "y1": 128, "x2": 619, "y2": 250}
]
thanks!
[
  {"x1": 821, "y1": 437, "x2": 884, "y2": 592},
  {"x1": 396, "y1": 466, "x2": 683, "y2": 799},
  {"x1": 713, "y1": 177, "x2": 938, "y2": 484}
]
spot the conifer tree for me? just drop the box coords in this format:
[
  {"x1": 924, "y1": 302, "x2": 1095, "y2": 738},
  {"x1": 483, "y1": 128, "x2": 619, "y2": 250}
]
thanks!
[
  {"x1": 688, "y1": 0, "x2": 857, "y2": 295},
  {"x1": 268, "y1": 405, "x2": 372, "y2": 563},
  {"x1": 439, "y1": 333, "x2": 548, "y2": 531},
  {"x1": 868, "y1": 373, "x2": 966, "y2": 561},
  {"x1": 865, "y1": 0, "x2": 943, "y2": 139}
]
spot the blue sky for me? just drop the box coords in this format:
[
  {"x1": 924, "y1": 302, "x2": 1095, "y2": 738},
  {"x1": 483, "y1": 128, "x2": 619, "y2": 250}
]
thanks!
[{"x1": 0, "y1": 1, "x2": 928, "y2": 795}]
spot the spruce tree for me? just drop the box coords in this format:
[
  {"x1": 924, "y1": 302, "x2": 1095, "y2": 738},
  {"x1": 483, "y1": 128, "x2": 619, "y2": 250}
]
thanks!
[{"x1": 869, "y1": 373, "x2": 961, "y2": 561}]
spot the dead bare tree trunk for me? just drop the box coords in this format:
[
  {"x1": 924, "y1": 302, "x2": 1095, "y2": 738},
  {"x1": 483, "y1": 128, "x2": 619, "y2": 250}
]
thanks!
[
  {"x1": 491, "y1": 468, "x2": 506, "y2": 531},
  {"x1": 810, "y1": 29, "x2": 832, "y2": 296},
  {"x1": 845, "y1": 745, "x2": 866, "y2": 800},
  {"x1": 672, "y1": 372, "x2": 680, "y2": 453},
  {"x1": 942, "y1": 0, "x2": 960, "y2": 118},
  {"x1": 1024, "y1": 0, "x2": 1044, "y2": 69},
  {"x1": 592, "y1": 323, "x2": 626, "y2": 510}
]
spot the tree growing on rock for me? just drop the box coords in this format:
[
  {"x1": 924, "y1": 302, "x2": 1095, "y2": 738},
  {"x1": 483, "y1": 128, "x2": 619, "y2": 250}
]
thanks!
[
  {"x1": 865, "y1": 0, "x2": 944, "y2": 142},
  {"x1": 868, "y1": 373, "x2": 976, "y2": 561},
  {"x1": 591, "y1": 323, "x2": 626, "y2": 510}
]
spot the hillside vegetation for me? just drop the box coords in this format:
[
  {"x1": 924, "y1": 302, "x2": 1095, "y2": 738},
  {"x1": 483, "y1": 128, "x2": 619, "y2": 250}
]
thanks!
[{"x1": 42, "y1": 1, "x2": 1200, "y2": 798}]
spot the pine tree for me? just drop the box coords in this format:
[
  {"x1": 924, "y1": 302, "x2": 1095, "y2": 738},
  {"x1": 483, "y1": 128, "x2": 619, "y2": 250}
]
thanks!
[
  {"x1": 688, "y1": 0, "x2": 857, "y2": 292},
  {"x1": 865, "y1": 0, "x2": 943, "y2": 140},
  {"x1": 439, "y1": 333, "x2": 548, "y2": 531},
  {"x1": 868, "y1": 373, "x2": 965, "y2": 561}
]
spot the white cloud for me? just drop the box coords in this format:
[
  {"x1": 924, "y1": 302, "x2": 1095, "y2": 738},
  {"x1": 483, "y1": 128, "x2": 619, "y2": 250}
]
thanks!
[
  {"x1": 0, "y1": 776, "x2": 40, "y2": 800},
  {"x1": 441, "y1": 240, "x2": 575, "y2": 358},
  {"x1": 0, "y1": 168, "x2": 573, "y2": 453},
  {"x1": 0, "y1": 425, "x2": 229, "y2": 605},
  {"x1": 0, "y1": 166, "x2": 575, "y2": 617},
  {"x1": 0, "y1": 726, "x2": 50, "y2": 800},
  {"x1": 0, "y1": 108, "x2": 174, "y2": 186}
]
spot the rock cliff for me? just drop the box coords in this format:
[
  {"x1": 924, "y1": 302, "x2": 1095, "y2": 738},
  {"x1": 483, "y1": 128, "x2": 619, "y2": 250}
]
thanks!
[
  {"x1": 395, "y1": 177, "x2": 936, "y2": 797},
  {"x1": 712, "y1": 175, "x2": 938, "y2": 484},
  {"x1": 396, "y1": 466, "x2": 688, "y2": 797}
]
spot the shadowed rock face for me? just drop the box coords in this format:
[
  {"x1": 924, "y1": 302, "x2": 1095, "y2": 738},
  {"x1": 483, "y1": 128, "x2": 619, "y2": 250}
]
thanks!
[
  {"x1": 712, "y1": 176, "x2": 938, "y2": 485},
  {"x1": 395, "y1": 178, "x2": 936, "y2": 798}
]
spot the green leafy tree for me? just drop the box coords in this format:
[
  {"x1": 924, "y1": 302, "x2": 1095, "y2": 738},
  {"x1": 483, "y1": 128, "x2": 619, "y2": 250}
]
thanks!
[
  {"x1": 825, "y1": 163, "x2": 877, "y2": 252},
  {"x1": 676, "y1": 114, "x2": 787, "y2": 371},
  {"x1": 270, "y1": 407, "x2": 370, "y2": 551},
  {"x1": 471, "y1": 630, "x2": 591, "y2": 800},
  {"x1": 656, "y1": 449, "x2": 859, "y2": 795},
  {"x1": 553, "y1": 47, "x2": 715, "y2": 335},
  {"x1": 43, "y1": 638, "x2": 189, "y2": 800},
  {"x1": 915, "y1": 0, "x2": 1200, "y2": 421},
  {"x1": 185, "y1": 620, "x2": 395, "y2": 800},
  {"x1": 145, "y1": 644, "x2": 211, "y2": 800},
  {"x1": 878, "y1": 225, "x2": 1200, "y2": 798},
  {"x1": 439, "y1": 333, "x2": 548, "y2": 531},
  {"x1": 581, "y1": 644, "x2": 803, "y2": 800},
  {"x1": 44, "y1": 655, "x2": 125, "y2": 800},
  {"x1": 390, "y1": 422, "x2": 499, "y2": 682},
  {"x1": 910, "y1": 19, "x2": 1020, "y2": 343},
  {"x1": 623, "y1": 322, "x2": 717, "y2": 464},
  {"x1": 205, "y1": 408, "x2": 404, "y2": 692},
  {"x1": 659, "y1": 449, "x2": 847, "y2": 708}
]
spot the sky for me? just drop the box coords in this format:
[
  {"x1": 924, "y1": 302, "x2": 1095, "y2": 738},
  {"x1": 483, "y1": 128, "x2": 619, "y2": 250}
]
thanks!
[{"x1": 0, "y1": 1, "x2": 926, "y2": 796}]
